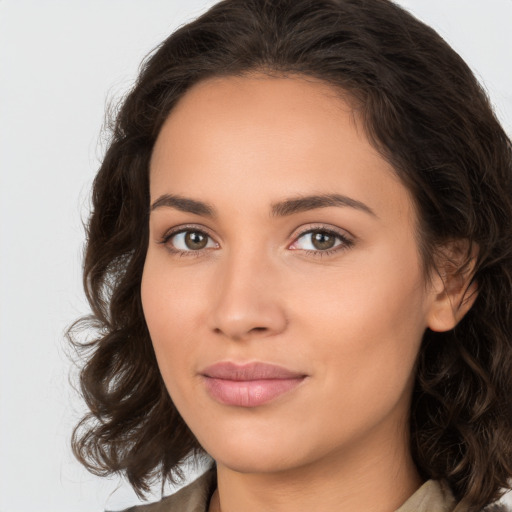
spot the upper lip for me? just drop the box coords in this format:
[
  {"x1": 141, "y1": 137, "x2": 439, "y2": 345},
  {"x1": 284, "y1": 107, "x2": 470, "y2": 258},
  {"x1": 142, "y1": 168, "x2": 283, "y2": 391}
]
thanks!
[{"x1": 200, "y1": 362, "x2": 306, "y2": 381}]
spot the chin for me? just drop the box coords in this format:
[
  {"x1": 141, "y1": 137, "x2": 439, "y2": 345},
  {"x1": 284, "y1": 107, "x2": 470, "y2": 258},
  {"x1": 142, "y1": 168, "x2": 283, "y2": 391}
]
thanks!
[
  {"x1": 197, "y1": 430, "x2": 319, "y2": 475},
  {"x1": 214, "y1": 452, "x2": 305, "y2": 475}
]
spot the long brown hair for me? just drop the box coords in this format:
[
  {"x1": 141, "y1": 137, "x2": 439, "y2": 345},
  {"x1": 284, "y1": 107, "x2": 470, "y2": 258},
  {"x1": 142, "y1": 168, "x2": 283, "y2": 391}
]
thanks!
[{"x1": 69, "y1": 0, "x2": 512, "y2": 509}]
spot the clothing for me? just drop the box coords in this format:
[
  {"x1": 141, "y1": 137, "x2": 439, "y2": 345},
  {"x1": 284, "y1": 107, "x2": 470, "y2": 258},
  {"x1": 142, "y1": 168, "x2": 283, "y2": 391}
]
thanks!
[{"x1": 114, "y1": 464, "x2": 508, "y2": 512}]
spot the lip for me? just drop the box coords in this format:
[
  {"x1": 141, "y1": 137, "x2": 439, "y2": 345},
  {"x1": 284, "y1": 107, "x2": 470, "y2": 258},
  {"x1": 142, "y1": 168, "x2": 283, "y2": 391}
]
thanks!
[{"x1": 200, "y1": 362, "x2": 308, "y2": 407}]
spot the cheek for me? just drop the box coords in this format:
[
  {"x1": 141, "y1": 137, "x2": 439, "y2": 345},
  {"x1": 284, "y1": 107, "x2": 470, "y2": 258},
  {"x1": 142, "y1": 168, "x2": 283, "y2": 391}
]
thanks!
[
  {"x1": 140, "y1": 256, "x2": 199, "y2": 385},
  {"x1": 141, "y1": 245, "x2": 204, "y2": 329},
  {"x1": 301, "y1": 249, "x2": 428, "y2": 399}
]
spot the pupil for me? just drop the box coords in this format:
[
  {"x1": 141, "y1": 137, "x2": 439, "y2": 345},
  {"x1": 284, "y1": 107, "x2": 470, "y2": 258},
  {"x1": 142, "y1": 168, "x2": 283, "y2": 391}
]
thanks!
[
  {"x1": 186, "y1": 231, "x2": 207, "y2": 249},
  {"x1": 312, "y1": 231, "x2": 335, "y2": 250}
]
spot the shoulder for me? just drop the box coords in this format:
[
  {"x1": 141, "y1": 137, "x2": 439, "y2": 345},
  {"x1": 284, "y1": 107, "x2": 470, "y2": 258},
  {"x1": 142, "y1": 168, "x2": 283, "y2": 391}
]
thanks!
[{"x1": 108, "y1": 465, "x2": 217, "y2": 512}]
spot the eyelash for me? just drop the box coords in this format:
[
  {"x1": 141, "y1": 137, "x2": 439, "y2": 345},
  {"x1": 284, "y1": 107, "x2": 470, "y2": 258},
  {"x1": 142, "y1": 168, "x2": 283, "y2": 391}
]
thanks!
[{"x1": 158, "y1": 224, "x2": 355, "y2": 259}]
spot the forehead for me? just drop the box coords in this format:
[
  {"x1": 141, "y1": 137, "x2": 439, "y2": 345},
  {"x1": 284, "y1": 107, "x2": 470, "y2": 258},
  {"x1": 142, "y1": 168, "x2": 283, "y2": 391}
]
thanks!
[
  {"x1": 171, "y1": 72, "x2": 352, "y2": 119},
  {"x1": 156, "y1": 73, "x2": 361, "y2": 153},
  {"x1": 152, "y1": 73, "x2": 369, "y2": 172},
  {"x1": 149, "y1": 74, "x2": 414, "y2": 227}
]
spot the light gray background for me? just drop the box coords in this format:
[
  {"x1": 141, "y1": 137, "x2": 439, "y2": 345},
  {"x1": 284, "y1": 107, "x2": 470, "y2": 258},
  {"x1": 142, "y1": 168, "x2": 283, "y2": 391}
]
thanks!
[{"x1": 1, "y1": 1, "x2": 511, "y2": 511}]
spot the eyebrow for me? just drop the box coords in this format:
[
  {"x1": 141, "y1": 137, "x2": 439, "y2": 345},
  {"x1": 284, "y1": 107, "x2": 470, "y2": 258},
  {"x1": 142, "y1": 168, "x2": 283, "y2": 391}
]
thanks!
[{"x1": 150, "y1": 193, "x2": 376, "y2": 218}]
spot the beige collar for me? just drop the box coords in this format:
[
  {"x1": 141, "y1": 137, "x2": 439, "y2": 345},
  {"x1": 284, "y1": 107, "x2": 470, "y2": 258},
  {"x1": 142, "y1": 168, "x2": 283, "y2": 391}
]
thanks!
[
  {"x1": 120, "y1": 465, "x2": 458, "y2": 512},
  {"x1": 396, "y1": 479, "x2": 456, "y2": 512}
]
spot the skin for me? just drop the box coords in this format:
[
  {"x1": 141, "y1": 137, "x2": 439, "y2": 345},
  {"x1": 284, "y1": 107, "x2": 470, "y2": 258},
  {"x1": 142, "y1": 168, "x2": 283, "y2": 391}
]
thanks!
[{"x1": 141, "y1": 74, "x2": 468, "y2": 512}]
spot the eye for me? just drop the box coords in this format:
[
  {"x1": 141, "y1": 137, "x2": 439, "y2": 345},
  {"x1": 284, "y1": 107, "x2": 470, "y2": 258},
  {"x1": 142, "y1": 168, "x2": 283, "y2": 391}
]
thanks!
[
  {"x1": 289, "y1": 227, "x2": 354, "y2": 256},
  {"x1": 159, "y1": 224, "x2": 353, "y2": 258},
  {"x1": 161, "y1": 227, "x2": 218, "y2": 256}
]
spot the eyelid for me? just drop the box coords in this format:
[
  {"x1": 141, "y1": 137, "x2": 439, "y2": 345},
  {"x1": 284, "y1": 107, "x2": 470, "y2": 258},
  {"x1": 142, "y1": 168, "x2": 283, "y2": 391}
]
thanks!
[
  {"x1": 289, "y1": 223, "x2": 354, "y2": 243},
  {"x1": 161, "y1": 223, "x2": 217, "y2": 243}
]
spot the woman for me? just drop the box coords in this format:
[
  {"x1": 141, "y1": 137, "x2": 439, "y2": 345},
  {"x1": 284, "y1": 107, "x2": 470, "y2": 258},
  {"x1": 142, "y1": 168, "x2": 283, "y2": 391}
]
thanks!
[{"x1": 69, "y1": 0, "x2": 512, "y2": 510}]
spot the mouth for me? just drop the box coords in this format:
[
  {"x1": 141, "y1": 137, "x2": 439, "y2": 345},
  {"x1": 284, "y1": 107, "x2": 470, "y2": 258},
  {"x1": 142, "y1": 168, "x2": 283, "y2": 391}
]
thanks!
[{"x1": 200, "y1": 361, "x2": 308, "y2": 407}]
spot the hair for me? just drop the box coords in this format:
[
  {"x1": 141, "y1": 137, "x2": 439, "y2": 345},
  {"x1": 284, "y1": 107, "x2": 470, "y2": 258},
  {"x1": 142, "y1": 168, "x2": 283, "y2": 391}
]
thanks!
[{"x1": 68, "y1": 0, "x2": 512, "y2": 509}]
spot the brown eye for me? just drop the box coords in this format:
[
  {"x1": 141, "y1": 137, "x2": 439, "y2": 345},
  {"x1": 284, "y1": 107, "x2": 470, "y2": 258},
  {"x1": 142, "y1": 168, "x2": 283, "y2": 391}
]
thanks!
[
  {"x1": 310, "y1": 230, "x2": 336, "y2": 250},
  {"x1": 184, "y1": 231, "x2": 208, "y2": 250},
  {"x1": 290, "y1": 227, "x2": 354, "y2": 255},
  {"x1": 164, "y1": 229, "x2": 217, "y2": 253}
]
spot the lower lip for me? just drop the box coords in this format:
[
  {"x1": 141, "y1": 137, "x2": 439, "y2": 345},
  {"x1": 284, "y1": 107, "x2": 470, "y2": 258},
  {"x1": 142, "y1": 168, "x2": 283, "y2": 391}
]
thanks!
[{"x1": 201, "y1": 376, "x2": 306, "y2": 407}]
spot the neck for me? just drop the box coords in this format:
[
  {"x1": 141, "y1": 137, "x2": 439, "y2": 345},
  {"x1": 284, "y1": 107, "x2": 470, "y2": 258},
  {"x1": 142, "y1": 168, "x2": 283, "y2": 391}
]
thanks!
[{"x1": 208, "y1": 427, "x2": 423, "y2": 512}]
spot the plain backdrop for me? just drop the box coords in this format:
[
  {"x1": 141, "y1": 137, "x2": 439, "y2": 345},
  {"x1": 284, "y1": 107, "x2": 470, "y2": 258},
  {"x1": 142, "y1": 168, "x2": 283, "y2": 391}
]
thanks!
[{"x1": 0, "y1": 1, "x2": 511, "y2": 511}]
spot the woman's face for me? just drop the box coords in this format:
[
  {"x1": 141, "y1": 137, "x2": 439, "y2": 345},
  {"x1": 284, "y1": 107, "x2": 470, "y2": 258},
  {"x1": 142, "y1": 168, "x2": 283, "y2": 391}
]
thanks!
[{"x1": 142, "y1": 74, "x2": 442, "y2": 475}]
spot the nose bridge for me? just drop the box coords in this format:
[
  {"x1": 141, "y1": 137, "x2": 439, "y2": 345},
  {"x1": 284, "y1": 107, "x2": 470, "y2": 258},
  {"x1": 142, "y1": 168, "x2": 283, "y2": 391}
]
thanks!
[{"x1": 208, "y1": 244, "x2": 287, "y2": 340}]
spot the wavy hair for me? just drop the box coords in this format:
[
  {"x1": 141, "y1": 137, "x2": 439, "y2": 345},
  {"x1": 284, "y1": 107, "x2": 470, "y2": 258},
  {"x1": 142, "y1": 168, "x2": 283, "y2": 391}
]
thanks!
[{"x1": 69, "y1": 0, "x2": 512, "y2": 509}]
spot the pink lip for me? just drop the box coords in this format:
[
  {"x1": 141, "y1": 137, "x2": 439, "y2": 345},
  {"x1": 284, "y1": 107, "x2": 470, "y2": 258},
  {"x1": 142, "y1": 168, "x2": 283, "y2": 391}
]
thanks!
[{"x1": 200, "y1": 362, "x2": 307, "y2": 407}]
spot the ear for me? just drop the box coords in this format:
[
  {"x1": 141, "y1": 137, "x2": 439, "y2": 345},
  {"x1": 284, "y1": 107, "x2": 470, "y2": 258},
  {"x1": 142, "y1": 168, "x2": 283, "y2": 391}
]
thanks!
[{"x1": 426, "y1": 240, "x2": 479, "y2": 333}]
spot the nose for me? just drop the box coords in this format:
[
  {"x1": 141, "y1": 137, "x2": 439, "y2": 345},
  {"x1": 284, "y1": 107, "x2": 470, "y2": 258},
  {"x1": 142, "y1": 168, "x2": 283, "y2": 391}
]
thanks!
[{"x1": 207, "y1": 249, "x2": 288, "y2": 342}]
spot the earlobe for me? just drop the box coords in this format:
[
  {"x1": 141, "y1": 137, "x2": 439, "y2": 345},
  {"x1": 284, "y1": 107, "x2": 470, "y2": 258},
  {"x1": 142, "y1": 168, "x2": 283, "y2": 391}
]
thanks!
[
  {"x1": 427, "y1": 278, "x2": 478, "y2": 332},
  {"x1": 426, "y1": 241, "x2": 479, "y2": 333}
]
